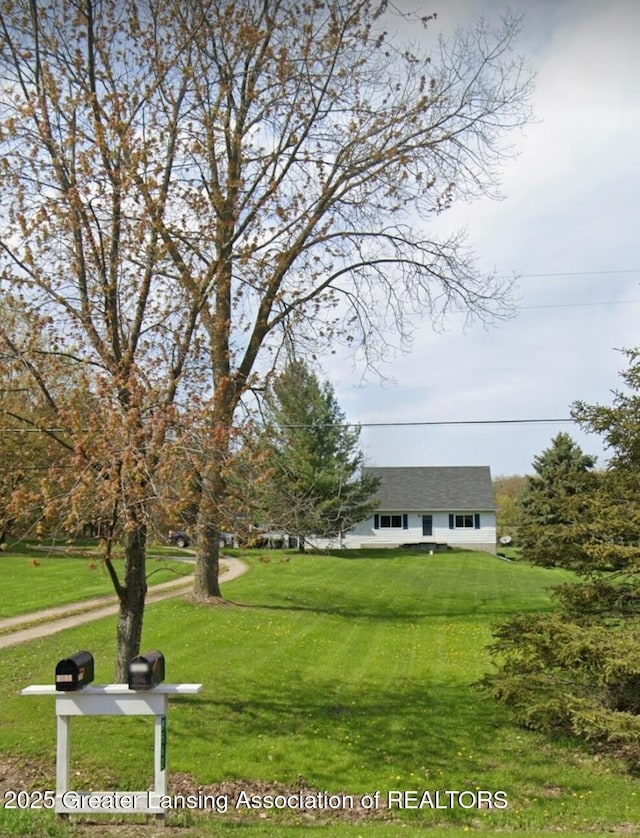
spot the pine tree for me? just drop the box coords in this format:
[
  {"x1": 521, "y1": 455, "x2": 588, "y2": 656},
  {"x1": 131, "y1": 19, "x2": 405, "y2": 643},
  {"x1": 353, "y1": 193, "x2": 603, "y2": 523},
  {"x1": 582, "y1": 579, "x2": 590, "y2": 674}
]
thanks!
[
  {"x1": 259, "y1": 361, "x2": 379, "y2": 550},
  {"x1": 570, "y1": 350, "x2": 640, "y2": 573},
  {"x1": 519, "y1": 432, "x2": 596, "y2": 566},
  {"x1": 483, "y1": 354, "x2": 640, "y2": 768}
]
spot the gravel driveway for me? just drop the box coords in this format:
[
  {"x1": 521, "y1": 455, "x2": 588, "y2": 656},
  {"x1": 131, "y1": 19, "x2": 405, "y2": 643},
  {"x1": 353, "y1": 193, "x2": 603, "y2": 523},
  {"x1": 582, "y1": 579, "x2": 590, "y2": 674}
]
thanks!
[{"x1": 0, "y1": 557, "x2": 249, "y2": 650}]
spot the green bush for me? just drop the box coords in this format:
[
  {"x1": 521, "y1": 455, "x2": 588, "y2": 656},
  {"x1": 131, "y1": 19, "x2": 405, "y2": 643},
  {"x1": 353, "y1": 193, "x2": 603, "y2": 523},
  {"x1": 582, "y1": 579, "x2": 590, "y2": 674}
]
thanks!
[{"x1": 481, "y1": 602, "x2": 640, "y2": 770}]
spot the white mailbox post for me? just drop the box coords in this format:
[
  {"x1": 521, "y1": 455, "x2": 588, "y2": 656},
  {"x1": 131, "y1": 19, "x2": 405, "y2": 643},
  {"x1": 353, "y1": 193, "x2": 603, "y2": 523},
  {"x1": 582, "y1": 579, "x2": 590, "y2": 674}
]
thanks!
[{"x1": 21, "y1": 683, "x2": 202, "y2": 817}]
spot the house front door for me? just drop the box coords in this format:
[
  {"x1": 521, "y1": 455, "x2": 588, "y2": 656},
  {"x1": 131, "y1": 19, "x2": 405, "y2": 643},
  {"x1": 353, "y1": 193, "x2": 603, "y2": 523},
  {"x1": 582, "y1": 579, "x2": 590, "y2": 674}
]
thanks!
[{"x1": 422, "y1": 515, "x2": 433, "y2": 537}]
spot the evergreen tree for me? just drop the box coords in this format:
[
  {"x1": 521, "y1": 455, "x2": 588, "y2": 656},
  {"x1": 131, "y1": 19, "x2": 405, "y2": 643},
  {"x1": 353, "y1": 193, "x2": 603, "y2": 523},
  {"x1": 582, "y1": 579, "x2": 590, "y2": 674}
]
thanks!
[
  {"x1": 570, "y1": 350, "x2": 640, "y2": 572},
  {"x1": 260, "y1": 361, "x2": 379, "y2": 550},
  {"x1": 519, "y1": 432, "x2": 596, "y2": 566},
  {"x1": 483, "y1": 353, "x2": 640, "y2": 770}
]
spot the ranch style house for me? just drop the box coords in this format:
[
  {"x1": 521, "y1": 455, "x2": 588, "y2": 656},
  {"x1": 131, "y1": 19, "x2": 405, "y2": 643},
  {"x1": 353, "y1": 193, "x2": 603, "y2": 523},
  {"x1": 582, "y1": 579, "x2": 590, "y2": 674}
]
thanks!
[{"x1": 312, "y1": 465, "x2": 497, "y2": 554}]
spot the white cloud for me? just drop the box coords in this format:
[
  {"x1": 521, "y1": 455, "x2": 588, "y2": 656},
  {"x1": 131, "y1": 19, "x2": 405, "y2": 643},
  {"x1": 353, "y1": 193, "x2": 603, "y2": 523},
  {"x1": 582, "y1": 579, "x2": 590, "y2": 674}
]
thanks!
[{"x1": 328, "y1": 0, "x2": 640, "y2": 475}]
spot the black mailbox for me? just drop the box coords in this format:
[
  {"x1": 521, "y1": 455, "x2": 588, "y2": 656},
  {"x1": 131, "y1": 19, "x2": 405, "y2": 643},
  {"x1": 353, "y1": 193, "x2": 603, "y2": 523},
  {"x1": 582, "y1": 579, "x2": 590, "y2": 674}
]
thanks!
[
  {"x1": 55, "y1": 650, "x2": 95, "y2": 691},
  {"x1": 128, "y1": 650, "x2": 165, "y2": 690}
]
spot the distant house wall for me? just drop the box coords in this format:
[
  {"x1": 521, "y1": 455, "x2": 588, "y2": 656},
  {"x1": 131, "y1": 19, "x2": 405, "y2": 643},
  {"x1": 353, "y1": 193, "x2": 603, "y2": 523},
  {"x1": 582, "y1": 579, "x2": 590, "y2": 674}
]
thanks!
[
  {"x1": 308, "y1": 511, "x2": 497, "y2": 554},
  {"x1": 303, "y1": 465, "x2": 497, "y2": 554}
]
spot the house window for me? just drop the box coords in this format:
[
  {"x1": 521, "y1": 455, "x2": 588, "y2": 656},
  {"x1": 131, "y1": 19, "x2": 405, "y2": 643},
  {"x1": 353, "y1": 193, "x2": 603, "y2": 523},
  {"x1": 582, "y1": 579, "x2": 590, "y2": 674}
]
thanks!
[
  {"x1": 374, "y1": 514, "x2": 408, "y2": 529},
  {"x1": 449, "y1": 514, "x2": 481, "y2": 530}
]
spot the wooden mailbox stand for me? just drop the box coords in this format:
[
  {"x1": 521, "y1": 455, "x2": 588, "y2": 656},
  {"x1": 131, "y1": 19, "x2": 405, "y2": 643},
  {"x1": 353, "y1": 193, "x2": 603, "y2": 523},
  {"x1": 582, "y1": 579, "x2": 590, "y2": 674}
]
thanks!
[{"x1": 21, "y1": 683, "x2": 202, "y2": 817}]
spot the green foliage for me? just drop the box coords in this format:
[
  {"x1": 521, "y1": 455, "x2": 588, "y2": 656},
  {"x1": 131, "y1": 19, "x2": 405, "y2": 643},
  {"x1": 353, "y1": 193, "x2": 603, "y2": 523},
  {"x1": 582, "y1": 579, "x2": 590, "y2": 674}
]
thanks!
[
  {"x1": 518, "y1": 432, "x2": 596, "y2": 567},
  {"x1": 493, "y1": 474, "x2": 527, "y2": 542},
  {"x1": 573, "y1": 349, "x2": 640, "y2": 471},
  {"x1": 484, "y1": 354, "x2": 640, "y2": 769},
  {"x1": 484, "y1": 612, "x2": 640, "y2": 747},
  {"x1": 258, "y1": 361, "x2": 379, "y2": 547}
]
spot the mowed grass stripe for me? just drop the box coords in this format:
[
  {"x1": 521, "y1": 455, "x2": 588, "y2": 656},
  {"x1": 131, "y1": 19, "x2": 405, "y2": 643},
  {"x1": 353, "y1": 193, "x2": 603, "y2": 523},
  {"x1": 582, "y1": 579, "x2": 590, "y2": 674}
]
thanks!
[{"x1": 1, "y1": 549, "x2": 638, "y2": 837}]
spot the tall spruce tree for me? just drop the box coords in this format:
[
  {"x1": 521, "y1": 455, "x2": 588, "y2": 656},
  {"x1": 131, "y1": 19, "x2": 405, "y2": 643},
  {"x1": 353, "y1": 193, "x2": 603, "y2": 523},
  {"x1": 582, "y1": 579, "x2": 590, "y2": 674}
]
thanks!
[
  {"x1": 483, "y1": 353, "x2": 640, "y2": 769},
  {"x1": 519, "y1": 432, "x2": 596, "y2": 566},
  {"x1": 260, "y1": 361, "x2": 378, "y2": 550}
]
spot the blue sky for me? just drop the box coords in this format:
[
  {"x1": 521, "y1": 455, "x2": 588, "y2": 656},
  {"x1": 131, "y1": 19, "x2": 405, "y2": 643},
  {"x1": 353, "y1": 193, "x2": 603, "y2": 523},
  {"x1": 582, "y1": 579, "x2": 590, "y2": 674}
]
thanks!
[{"x1": 327, "y1": 0, "x2": 640, "y2": 476}]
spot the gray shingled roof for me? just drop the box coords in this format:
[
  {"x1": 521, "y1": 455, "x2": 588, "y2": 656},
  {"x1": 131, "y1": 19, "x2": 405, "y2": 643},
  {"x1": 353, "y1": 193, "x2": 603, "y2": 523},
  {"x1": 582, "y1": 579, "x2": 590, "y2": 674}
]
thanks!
[{"x1": 363, "y1": 466, "x2": 495, "y2": 511}]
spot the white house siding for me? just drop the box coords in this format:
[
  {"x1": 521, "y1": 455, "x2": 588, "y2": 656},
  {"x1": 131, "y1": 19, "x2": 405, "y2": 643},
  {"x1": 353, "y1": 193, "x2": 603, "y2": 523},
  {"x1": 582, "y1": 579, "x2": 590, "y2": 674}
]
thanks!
[{"x1": 308, "y1": 511, "x2": 497, "y2": 554}]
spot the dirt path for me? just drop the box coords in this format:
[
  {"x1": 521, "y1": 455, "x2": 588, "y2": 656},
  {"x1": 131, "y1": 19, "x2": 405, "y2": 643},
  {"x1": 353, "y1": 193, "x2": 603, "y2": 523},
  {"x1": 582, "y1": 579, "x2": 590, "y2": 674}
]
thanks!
[{"x1": 0, "y1": 557, "x2": 248, "y2": 650}]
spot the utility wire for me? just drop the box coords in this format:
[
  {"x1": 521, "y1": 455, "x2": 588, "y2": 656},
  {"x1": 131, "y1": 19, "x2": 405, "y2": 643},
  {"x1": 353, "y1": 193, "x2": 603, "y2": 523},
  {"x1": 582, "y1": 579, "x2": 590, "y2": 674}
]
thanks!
[
  {"x1": 352, "y1": 418, "x2": 572, "y2": 427},
  {"x1": 0, "y1": 418, "x2": 574, "y2": 434}
]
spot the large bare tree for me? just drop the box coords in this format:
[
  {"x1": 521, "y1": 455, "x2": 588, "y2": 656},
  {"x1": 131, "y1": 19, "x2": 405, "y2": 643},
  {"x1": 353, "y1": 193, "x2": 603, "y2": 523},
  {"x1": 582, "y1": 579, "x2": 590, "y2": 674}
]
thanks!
[
  {"x1": 0, "y1": 0, "x2": 533, "y2": 631},
  {"x1": 163, "y1": 0, "x2": 533, "y2": 596},
  {"x1": 0, "y1": 0, "x2": 207, "y2": 677}
]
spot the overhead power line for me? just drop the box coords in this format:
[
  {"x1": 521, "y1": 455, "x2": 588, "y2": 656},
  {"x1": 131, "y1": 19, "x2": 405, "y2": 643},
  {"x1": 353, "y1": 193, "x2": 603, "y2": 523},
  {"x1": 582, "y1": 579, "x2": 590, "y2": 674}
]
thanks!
[
  {"x1": 349, "y1": 418, "x2": 573, "y2": 428},
  {"x1": 0, "y1": 418, "x2": 574, "y2": 434}
]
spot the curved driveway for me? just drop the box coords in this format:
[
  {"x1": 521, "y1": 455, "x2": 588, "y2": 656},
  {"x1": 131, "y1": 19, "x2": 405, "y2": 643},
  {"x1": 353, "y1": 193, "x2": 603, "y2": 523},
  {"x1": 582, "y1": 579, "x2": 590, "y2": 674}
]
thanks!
[{"x1": 0, "y1": 557, "x2": 248, "y2": 650}]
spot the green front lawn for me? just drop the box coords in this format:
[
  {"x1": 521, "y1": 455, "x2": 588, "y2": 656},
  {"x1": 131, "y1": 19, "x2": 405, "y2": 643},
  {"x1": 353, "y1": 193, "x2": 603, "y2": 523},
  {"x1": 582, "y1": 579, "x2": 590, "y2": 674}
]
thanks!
[
  {"x1": 1, "y1": 549, "x2": 638, "y2": 837},
  {"x1": 0, "y1": 544, "x2": 193, "y2": 619}
]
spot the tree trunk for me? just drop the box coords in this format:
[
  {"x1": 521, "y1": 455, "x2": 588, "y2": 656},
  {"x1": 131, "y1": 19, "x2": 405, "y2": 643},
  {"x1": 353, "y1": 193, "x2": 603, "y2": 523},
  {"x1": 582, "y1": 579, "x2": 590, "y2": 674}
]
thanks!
[
  {"x1": 114, "y1": 524, "x2": 147, "y2": 682},
  {"x1": 193, "y1": 415, "x2": 233, "y2": 599},
  {"x1": 194, "y1": 495, "x2": 222, "y2": 599}
]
